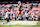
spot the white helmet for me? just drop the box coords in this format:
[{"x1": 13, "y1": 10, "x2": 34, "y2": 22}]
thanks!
[{"x1": 18, "y1": 1, "x2": 21, "y2": 3}]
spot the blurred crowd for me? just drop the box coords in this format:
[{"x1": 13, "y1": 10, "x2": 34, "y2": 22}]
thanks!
[{"x1": 0, "y1": 3, "x2": 40, "y2": 21}]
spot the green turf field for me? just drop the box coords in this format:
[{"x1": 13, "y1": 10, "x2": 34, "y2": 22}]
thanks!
[
  {"x1": 0, "y1": 25, "x2": 40, "y2": 27},
  {"x1": 0, "y1": 20, "x2": 40, "y2": 27}
]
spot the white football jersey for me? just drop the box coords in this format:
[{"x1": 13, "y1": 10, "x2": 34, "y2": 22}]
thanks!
[
  {"x1": 5, "y1": 12, "x2": 10, "y2": 18},
  {"x1": 25, "y1": 13, "x2": 29, "y2": 17}
]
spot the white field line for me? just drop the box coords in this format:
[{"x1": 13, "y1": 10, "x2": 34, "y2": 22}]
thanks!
[{"x1": 0, "y1": 21, "x2": 38, "y2": 25}]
